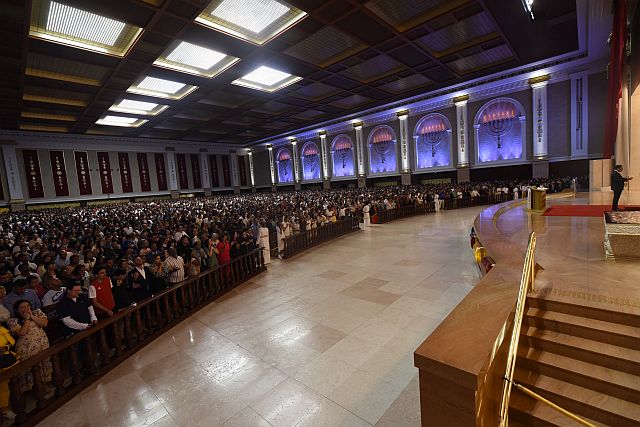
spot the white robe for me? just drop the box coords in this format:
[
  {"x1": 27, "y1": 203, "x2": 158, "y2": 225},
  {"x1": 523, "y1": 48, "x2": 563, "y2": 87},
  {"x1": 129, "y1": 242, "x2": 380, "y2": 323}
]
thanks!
[
  {"x1": 258, "y1": 227, "x2": 271, "y2": 264},
  {"x1": 363, "y1": 205, "x2": 371, "y2": 227},
  {"x1": 277, "y1": 226, "x2": 285, "y2": 253}
]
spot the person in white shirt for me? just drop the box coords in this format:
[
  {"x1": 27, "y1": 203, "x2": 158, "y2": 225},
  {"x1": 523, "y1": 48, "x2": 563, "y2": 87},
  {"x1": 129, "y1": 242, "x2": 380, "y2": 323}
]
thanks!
[{"x1": 363, "y1": 203, "x2": 371, "y2": 227}]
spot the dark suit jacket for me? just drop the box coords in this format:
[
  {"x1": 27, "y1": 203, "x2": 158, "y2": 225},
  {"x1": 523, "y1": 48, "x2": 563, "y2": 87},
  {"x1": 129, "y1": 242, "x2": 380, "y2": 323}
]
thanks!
[
  {"x1": 611, "y1": 170, "x2": 626, "y2": 192},
  {"x1": 127, "y1": 266, "x2": 152, "y2": 302}
]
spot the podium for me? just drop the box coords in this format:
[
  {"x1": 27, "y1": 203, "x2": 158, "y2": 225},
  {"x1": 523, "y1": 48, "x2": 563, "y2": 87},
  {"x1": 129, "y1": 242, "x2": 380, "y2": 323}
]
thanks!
[{"x1": 527, "y1": 187, "x2": 547, "y2": 211}]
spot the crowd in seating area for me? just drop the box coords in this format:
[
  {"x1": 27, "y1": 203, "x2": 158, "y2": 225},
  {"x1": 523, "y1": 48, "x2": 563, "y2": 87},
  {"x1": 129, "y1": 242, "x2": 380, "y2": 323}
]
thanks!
[{"x1": 0, "y1": 176, "x2": 573, "y2": 418}]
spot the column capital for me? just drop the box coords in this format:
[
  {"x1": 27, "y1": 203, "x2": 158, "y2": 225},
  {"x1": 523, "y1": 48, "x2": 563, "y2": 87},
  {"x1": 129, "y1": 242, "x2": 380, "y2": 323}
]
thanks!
[
  {"x1": 453, "y1": 94, "x2": 469, "y2": 106},
  {"x1": 528, "y1": 74, "x2": 550, "y2": 88}
]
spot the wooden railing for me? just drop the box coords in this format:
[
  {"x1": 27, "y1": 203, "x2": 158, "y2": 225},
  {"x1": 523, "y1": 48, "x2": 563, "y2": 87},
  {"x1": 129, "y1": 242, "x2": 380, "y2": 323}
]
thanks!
[
  {"x1": 282, "y1": 216, "x2": 360, "y2": 259},
  {"x1": 0, "y1": 248, "x2": 266, "y2": 427},
  {"x1": 374, "y1": 193, "x2": 513, "y2": 224}
]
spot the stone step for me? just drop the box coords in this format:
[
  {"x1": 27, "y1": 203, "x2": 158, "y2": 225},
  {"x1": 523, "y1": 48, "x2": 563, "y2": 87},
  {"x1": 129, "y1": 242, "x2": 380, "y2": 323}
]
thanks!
[
  {"x1": 517, "y1": 346, "x2": 640, "y2": 404},
  {"x1": 527, "y1": 296, "x2": 640, "y2": 328},
  {"x1": 521, "y1": 325, "x2": 640, "y2": 375},
  {"x1": 513, "y1": 367, "x2": 640, "y2": 426},
  {"x1": 524, "y1": 306, "x2": 640, "y2": 350}
]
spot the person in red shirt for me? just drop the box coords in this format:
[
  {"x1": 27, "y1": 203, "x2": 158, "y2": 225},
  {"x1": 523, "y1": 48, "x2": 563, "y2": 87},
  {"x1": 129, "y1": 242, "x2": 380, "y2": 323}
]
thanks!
[{"x1": 89, "y1": 266, "x2": 115, "y2": 318}]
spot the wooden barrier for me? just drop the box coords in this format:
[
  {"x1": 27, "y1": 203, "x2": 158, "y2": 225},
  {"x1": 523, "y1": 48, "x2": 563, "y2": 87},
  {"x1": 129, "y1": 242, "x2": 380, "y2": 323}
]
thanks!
[
  {"x1": 1, "y1": 248, "x2": 266, "y2": 427},
  {"x1": 376, "y1": 193, "x2": 512, "y2": 225},
  {"x1": 282, "y1": 216, "x2": 360, "y2": 259}
]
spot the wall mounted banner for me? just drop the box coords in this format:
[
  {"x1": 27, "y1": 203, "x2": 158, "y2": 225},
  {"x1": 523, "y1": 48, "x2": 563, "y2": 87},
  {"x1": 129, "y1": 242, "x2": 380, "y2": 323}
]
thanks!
[
  {"x1": 238, "y1": 155, "x2": 247, "y2": 186},
  {"x1": 221, "y1": 155, "x2": 231, "y2": 187},
  {"x1": 209, "y1": 155, "x2": 219, "y2": 188},
  {"x1": 118, "y1": 152, "x2": 133, "y2": 193},
  {"x1": 96, "y1": 152, "x2": 113, "y2": 194},
  {"x1": 137, "y1": 153, "x2": 151, "y2": 192},
  {"x1": 176, "y1": 153, "x2": 188, "y2": 190},
  {"x1": 190, "y1": 154, "x2": 201, "y2": 189},
  {"x1": 22, "y1": 150, "x2": 44, "y2": 198},
  {"x1": 154, "y1": 153, "x2": 167, "y2": 191},
  {"x1": 49, "y1": 150, "x2": 69, "y2": 197},
  {"x1": 74, "y1": 151, "x2": 93, "y2": 195}
]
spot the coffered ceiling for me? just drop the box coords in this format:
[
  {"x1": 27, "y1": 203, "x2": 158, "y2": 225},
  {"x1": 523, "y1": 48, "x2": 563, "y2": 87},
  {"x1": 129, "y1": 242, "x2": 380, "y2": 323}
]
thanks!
[{"x1": 0, "y1": 0, "x2": 578, "y2": 145}]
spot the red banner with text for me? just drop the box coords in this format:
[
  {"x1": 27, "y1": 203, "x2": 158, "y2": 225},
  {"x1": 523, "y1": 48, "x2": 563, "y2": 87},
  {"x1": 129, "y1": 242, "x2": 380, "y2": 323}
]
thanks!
[
  {"x1": 118, "y1": 152, "x2": 133, "y2": 193},
  {"x1": 154, "y1": 153, "x2": 167, "y2": 191},
  {"x1": 74, "y1": 151, "x2": 93, "y2": 195},
  {"x1": 238, "y1": 155, "x2": 247, "y2": 186},
  {"x1": 209, "y1": 155, "x2": 219, "y2": 188},
  {"x1": 49, "y1": 150, "x2": 69, "y2": 197},
  {"x1": 96, "y1": 152, "x2": 113, "y2": 194},
  {"x1": 23, "y1": 150, "x2": 44, "y2": 198},
  {"x1": 176, "y1": 153, "x2": 188, "y2": 190},
  {"x1": 221, "y1": 155, "x2": 231, "y2": 187},
  {"x1": 137, "y1": 153, "x2": 151, "y2": 192},
  {"x1": 190, "y1": 154, "x2": 202, "y2": 189}
]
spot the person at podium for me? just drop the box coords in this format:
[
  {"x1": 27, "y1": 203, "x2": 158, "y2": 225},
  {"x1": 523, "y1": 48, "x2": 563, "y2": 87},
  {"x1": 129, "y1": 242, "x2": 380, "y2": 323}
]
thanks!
[{"x1": 611, "y1": 164, "x2": 633, "y2": 211}]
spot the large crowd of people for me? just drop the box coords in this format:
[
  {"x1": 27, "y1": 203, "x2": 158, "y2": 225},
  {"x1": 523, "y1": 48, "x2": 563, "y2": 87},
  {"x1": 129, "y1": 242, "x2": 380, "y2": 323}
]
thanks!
[{"x1": 0, "y1": 176, "x2": 573, "y2": 418}]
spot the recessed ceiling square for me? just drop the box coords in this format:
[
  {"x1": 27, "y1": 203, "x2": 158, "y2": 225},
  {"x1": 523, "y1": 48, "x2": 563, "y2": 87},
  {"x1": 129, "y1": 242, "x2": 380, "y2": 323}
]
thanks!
[
  {"x1": 29, "y1": 0, "x2": 143, "y2": 57},
  {"x1": 153, "y1": 40, "x2": 240, "y2": 78},
  {"x1": 195, "y1": 0, "x2": 307, "y2": 45},
  {"x1": 232, "y1": 66, "x2": 301, "y2": 92},
  {"x1": 96, "y1": 115, "x2": 148, "y2": 127},
  {"x1": 127, "y1": 76, "x2": 198, "y2": 100},
  {"x1": 109, "y1": 99, "x2": 169, "y2": 116}
]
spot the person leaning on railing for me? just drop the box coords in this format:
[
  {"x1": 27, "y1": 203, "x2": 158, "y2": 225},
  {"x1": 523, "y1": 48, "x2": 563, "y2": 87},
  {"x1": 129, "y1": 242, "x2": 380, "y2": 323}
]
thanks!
[
  {"x1": 7, "y1": 299, "x2": 52, "y2": 396},
  {"x1": 56, "y1": 282, "x2": 97, "y2": 333}
]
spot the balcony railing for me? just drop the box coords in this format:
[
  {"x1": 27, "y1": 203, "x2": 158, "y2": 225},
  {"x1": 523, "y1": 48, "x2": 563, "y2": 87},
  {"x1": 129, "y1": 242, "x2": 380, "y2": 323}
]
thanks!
[{"x1": 282, "y1": 216, "x2": 360, "y2": 258}]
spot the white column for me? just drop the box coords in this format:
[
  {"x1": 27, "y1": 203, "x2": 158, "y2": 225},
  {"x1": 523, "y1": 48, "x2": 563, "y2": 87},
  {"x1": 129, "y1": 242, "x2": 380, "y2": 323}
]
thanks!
[
  {"x1": 319, "y1": 131, "x2": 329, "y2": 179},
  {"x1": 290, "y1": 139, "x2": 300, "y2": 183},
  {"x1": 454, "y1": 97, "x2": 469, "y2": 166},
  {"x1": 354, "y1": 122, "x2": 365, "y2": 176},
  {"x1": 519, "y1": 116, "x2": 527, "y2": 158},
  {"x1": 200, "y1": 152, "x2": 210, "y2": 189},
  {"x1": 166, "y1": 151, "x2": 178, "y2": 191},
  {"x1": 2, "y1": 146, "x2": 24, "y2": 201},
  {"x1": 267, "y1": 145, "x2": 276, "y2": 185},
  {"x1": 397, "y1": 111, "x2": 410, "y2": 172},
  {"x1": 570, "y1": 72, "x2": 589, "y2": 158},
  {"x1": 229, "y1": 151, "x2": 240, "y2": 187},
  {"x1": 530, "y1": 77, "x2": 549, "y2": 159},
  {"x1": 248, "y1": 150, "x2": 255, "y2": 186}
]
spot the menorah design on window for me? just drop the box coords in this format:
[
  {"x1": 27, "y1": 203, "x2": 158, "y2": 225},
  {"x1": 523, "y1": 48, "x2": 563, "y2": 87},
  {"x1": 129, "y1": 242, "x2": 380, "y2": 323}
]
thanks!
[
  {"x1": 301, "y1": 143, "x2": 320, "y2": 180},
  {"x1": 331, "y1": 135, "x2": 354, "y2": 177},
  {"x1": 416, "y1": 120, "x2": 446, "y2": 157},
  {"x1": 276, "y1": 148, "x2": 293, "y2": 182},
  {"x1": 481, "y1": 101, "x2": 516, "y2": 149},
  {"x1": 371, "y1": 130, "x2": 394, "y2": 164}
]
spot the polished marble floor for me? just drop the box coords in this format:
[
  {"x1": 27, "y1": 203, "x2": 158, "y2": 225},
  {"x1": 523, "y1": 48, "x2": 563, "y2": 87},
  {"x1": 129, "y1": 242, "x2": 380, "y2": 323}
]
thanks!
[{"x1": 38, "y1": 206, "x2": 485, "y2": 427}]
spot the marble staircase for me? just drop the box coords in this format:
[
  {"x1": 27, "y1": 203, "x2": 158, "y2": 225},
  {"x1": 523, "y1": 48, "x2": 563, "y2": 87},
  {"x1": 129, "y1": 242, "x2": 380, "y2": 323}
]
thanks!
[{"x1": 508, "y1": 297, "x2": 640, "y2": 426}]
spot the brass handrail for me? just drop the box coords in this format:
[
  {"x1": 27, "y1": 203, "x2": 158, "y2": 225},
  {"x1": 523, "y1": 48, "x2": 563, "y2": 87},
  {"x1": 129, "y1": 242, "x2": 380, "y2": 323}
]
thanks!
[
  {"x1": 507, "y1": 379, "x2": 597, "y2": 427},
  {"x1": 499, "y1": 231, "x2": 536, "y2": 426},
  {"x1": 498, "y1": 232, "x2": 596, "y2": 427}
]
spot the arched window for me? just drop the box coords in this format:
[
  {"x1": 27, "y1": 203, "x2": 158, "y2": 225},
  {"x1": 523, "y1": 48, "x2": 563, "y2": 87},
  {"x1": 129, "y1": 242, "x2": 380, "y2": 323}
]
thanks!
[
  {"x1": 331, "y1": 135, "x2": 354, "y2": 177},
  {"x1": 368, "y1": 125, "x2": 397, "y2": 174},
  {"x1": 474, "y1": 97, "x2": 525, "y2": 163},
  {"x1": 301, "y1": 141, "x2": 321, "y2": 181},
  {"x1": 276, "y1": 147, "x2": 293, "y2": 183},
  {"x1": 414, "y1": 113, "x2": 452, "y2": 169}
]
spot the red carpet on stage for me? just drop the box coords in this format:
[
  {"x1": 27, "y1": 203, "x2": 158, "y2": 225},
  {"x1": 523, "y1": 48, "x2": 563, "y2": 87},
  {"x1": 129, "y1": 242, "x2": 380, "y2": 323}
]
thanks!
[{"x1": 542, "y1": 205, "x2": 640, "y2": 217}]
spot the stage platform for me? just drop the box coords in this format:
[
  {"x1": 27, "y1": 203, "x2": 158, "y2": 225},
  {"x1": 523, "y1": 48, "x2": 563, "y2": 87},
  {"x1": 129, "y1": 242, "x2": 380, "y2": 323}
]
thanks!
[{"x1": 496, "y1": 191, "x2": 640, "y2": 314}]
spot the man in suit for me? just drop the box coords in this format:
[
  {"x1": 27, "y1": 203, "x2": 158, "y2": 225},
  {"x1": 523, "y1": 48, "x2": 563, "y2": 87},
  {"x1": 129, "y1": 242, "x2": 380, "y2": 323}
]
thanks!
[
  {"x1": 127, "y1": 257, "x2": 152, "y2": 302},
  {"x1": 611, "y1": 164, "x2": 633, "y2": 211}
]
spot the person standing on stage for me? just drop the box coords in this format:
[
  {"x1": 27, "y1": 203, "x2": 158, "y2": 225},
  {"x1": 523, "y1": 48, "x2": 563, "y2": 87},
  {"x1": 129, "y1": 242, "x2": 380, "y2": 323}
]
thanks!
[{"x1": 611, "y1": 164, "x2": 633, "y2": 211}]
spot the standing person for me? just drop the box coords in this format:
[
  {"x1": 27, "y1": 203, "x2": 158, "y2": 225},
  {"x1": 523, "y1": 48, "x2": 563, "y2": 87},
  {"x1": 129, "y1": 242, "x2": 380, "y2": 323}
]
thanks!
[
  {"x1": 89, "y1": 266, "x2": 115, "y2": 318},
  {"x1": 257, "y1": 221, "x2": 271, "y2": 264},
  {"x1": 128, "y1": 257, "x2": 151, "y2": 302},
  {"x1": 216, "y1": 234, "x2": 231, "y2": 266},
  {"x1": 7, "y1": 300, "x2": 52, "y2": 395},
  {"x1": 206, "y1": 234, "x2": 219, "y2": 270},
  {"x1": 362, "y1": 202, "x2": 371, "y2": 227},
  {"x1": 611, "y1": 165, "x2": 633, "y2": 211},
  {"x1": 164, "y1": 248, "x2": 184, "y2": 286},
  {"x1": 56, "y1": 283, "x2": 97, "y2": 332}
]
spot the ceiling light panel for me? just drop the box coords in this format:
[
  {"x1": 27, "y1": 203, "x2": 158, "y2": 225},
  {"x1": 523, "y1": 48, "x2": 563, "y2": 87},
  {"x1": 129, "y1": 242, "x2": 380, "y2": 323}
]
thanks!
[
  {"x1": 126, "y1": 76, "x2": 198, "y2": 100},
  {"x1": 29, "y1": 0, "x2": 143, "y2": 57},
  {"x1": 96, "y1": 115, "x2": 148, "y2": 127},
  {"x1": 153, "y1": 41, "x2": 240, "y2": 78},
  {"x1": 109, "y1": 99, "x2": 169, "y2": 116},
  {"x1": 232, "y1": 66, "x2": 301, "y2": 92},
  {"x1": 195, "y1": 0, "x2": 307, "y2": 45}
]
